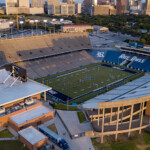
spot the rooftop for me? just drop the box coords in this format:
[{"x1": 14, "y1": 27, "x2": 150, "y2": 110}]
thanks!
[
  {"x1": 19, "y1": 126, "x2": 47, "y2": 145},
  {"x1": 0, "y1": 99, "x2": 40, "y2": 117},
  {"x1": 0, "y1": 69, "x2": 51, "y2": 107},
  {"x1": 10, "y1": 105, "x2": 52, "y2": 125},
  {"x1": 63, "y1": 24, "x2": 91, "y2": 27}
]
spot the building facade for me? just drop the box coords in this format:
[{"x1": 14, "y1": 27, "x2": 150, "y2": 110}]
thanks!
[
  {"x1": 62, "y1": 0, "x2": 75, "y2": 4},
  {"x1": 6, "y1": 0, "x2": 44, "y2": 14},
  {"x1": 62, "y1": 24, "x2": 93, "y2": 32},
  {"x1": 47, "y1": 0, "x2": 58, "y2": 5},
  {"x1": 146, "y1": 0, "x2": 150, "y2": 15},
  {"x1": 48, "y1": 3, "x2": 75, "y2": 15},
  {"x1": 0, "y1": 8, "x2": 5, "y2": 14},
  {"x1": 116, "y1": 0, "x2": 129, "y2": 15},
  {"x1": 85, "y1": 96, "x2": 150, "y2": 143},
  {"x1": 19, "y1": 0, "x2": 30, "y2": 8},
  {"x1": 19, "y1": 126, "x2": 48, "y2": 150},
  {"x1": 75, "y1": 3, "x2": 82, "y2": 14},
  {"x1": 83, "y1": 0, "x2": 91, "y2": 14},
  {"x1": 0, "y1": 20, "x2": 10, "y2": 30},
  {"x1": 31, "y1": 0, "x2": 44, "y2": 8},
  {"x1": 92, "y1": 5, "x2": 116, "y2": 15}
]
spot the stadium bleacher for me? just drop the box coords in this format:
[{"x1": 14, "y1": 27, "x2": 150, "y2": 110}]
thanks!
[
  {"x1": 0, "y1": 32, "x2": 91, "y2": 64},
  {"x1": 2, "y1": 31, "x2": 150, "y2": 80},
  {"x1": 0, "y1": 32, "x2": 92, "y2": 79},
  {"x1": 15, "y1": 51, "x2": 92, "y2": 79},
  {"x1": 87, "y1": 49, "x2": 150, "y2": 72}
]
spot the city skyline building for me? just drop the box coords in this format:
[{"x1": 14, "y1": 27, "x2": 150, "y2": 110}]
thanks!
[
  {"x1": 75, "y1": 3, "x2": 82, "y2": 14},
  {"x1": 83, "y1": 0, "x2": 91, "y2": 14},
  {"x1": 116, "y1": 0, "x2": 129, "y2": 15},
  {"x1": 47, "y1": 0, "x2": 58, "y2": 5},
  {"x1": 47, "y1": 0, "x2": 75, "y2": 15},
  {"x1": 19, "y1": 0, "x2": 30, "y2": 8},
  {"x1": 62, "y1": 0, "x2": 75, "y2": 4},
  {"x1": 6, "y1": 0, "x2": 44, "y2": 14},
  {"x1": 146, "y1": 0, "x2": 150, "y2": 15},
  {"x1": 31, "y1": 0, "x2": 44, "y2": 8}
]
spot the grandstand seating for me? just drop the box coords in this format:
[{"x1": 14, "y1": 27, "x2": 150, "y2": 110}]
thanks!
[
  {"x1": 88, "y1": 50, "x2": 150, "y2": 72},
  {"x1": 102, "y1": 51, "x2": 123, "y2": 64},
  {"x1": 0, "y1": 33, "x2": 91, "y2": 64},
  {"x1": 15, "y1": 51, "x2": 92, "y2": 79},
  {"x1": 131, "y1": 59, "x2": 150, "y2": 71}
]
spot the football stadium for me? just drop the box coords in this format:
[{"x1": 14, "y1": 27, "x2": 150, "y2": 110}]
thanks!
[
  {"x1": 37, "y1": 63, "x2": 138, "y2": 104},
  {"x1": 1, "y1": 31, "x2": 150, "y2": 145}
]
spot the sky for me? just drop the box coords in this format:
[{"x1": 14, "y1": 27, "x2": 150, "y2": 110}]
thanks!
[{"x1": 0, "y1": 0, "x2": 83, "y2": 4}]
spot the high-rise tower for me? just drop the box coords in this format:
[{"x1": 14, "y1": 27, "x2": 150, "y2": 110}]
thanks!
[
  {"x1": 116, "y1": 0, "x2": 128, "y2": 15},
  {"x1": 146, "y1": 0, "x2": 150, "y2": 15},
  {"x1": 31, "y1": 0, "x2": 44, "y2": 8}
]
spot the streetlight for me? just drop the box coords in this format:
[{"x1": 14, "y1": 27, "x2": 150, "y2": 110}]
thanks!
[
  {"x1": 43, "y1": 20, "x2": 48, "y2": 34},
  {"x1": 9, "y1": 21, "x2": 13, "y2": 38},
  {"x1": 29, "y1": 20, "x2": 34, "y2": 36},
  {"x1": 34, "y1": 20, "x2": 39, "y2": 35},
  {"x1": 20, "y1": 21, "x2": 24, "y2": 37}
]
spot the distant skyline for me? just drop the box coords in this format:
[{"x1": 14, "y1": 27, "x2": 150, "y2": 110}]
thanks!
[{"x1": 0, "y1": 0, "x2": 83, "y2": 4}]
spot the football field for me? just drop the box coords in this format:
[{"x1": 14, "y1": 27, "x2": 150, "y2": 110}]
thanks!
[{"x1": 38, "y1": 63, "x2": 133, "y2": 99}]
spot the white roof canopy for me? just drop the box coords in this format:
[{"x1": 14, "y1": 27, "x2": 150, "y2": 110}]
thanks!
[
  {"x1": 0, "y1": 69, "x2": 51, "y2": 106},
  {"x1": 19, "y1": 126, "x2": 47, "y2": 145}
]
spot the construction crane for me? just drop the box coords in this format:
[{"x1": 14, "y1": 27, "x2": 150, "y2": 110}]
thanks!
[{"x1": 0, "y1": 15, "x2": 19, "y2": 31}]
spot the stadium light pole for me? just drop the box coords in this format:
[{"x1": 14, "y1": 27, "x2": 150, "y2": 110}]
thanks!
[
  {"x1": 20, "y1": 21, "x2": 24, "y2": 37},
  {"x1": 9, "y1": 21, "x2": 13, "y2": 38},
  {"x1": 43, "y1": 20, "x2": 48, "y2": 34},
  {"x1": 34, "y1": 20, "x2": 39, "y2": 35},
  {"x1": 29, "y1": 20, "x2": 34, "y2": 36}
]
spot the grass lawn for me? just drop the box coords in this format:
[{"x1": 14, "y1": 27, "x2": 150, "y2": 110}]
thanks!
[
  {"x1": 0, "y1": 140, "x2": 28, "y2": 150},
  {"x1": 77, "y1": 111, "x2": 87, "y2": 123},
  {"x1": 51, "y1": 103, "x2": 79, "y2": 111},
  {"x1": 37, "y1": 63, "x2": 132, "y2": 98},
  {"x1": 91, "y1": 138, "x2": 137, "y2": 150},
  {"x1": 47, "y1": 124, "x2": 58, "y2": 134},
  {"x1": 91, "y1": 130, "x2": 150, "y2": 150},
  {"x1": 0, "y1": 129, "x2": 14, "y2": 138}
]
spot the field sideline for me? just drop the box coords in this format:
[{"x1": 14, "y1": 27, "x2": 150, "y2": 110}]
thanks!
[{"x1": 37, "y1": 63, "x2": 134, "y2": 99}]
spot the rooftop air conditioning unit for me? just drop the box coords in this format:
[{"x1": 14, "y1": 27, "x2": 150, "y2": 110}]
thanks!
[
  {"x1": 0, "y1": 107, "x2": 5, "y2": 114},
  {"x1": 25, "y1": 98, "x2": 34, "y2": 105}
]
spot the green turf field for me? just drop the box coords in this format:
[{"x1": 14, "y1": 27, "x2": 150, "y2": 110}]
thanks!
[{"x1": 38, "y1": 63, "x2": 132, "y2": 98}]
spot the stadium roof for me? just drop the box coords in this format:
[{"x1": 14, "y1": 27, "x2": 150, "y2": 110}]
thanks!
[
  {"x1": 83, "y1": 75, "x2": 150, "y2": 109},
  {"x1": 19, "y1": 126, "x2": 47, "y2": 145},
  {"x1": 10, "y1": 105, "x2": 52, "y2": 125},
  {"x1": 0, "y1": 69, "x2": 51, "y2": 106}
]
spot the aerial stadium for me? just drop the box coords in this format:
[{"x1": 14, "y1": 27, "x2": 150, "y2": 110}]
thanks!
[{"x1": 1, "y1": 30, "x2": 150, "y2": 146}]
